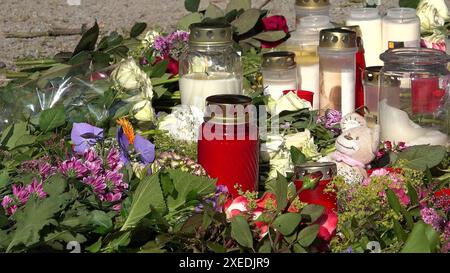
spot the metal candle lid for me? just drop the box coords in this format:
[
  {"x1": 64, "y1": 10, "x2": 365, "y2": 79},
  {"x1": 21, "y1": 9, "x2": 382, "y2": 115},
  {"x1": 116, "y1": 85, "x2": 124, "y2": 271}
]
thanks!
[
  {"x1": 339, "y1": 25, "x2": 363, "y2": 50},
  {"x1": 319, "y1": 28, "x2": 357, "y2": 50},
  {"x1": 294, "y1": 162, "x2": 337, "y2": 180},
  {"x1": 261, "y1": 51, "x2": 297, "y2": 70},
  {"x1": 205, "y1": 95, "x2": 253, "y2": 124},
  {"x1": 296, "y1": 0, "x2": 330, "y2": 8},
  {"x1": 189, "y1": 22, "x2": 233, "y2": 46},
  {"x1": 363, "y1": 66, "x2": 382, "y2": 83}
]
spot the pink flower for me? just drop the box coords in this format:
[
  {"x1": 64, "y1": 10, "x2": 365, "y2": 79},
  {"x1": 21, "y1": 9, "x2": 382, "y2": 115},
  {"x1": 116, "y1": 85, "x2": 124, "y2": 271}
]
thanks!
[
  {"x1": 421, "y1": 38, "x2": 446, "y2": 52},
  {"x1": 27, "y1": 178, "x2": 47, "y2": 199},
  {"x1": 82, "y1": 176, "x2": 107, "y2": 194},
  {"x1": 59, "y1": 157, "x2": 88, "y2": 178},
  {"x1": 225, "y1": 196, "x2": 249, "y2": 219},
  {"x1": 260, "y1": 15, "x2": 289, "y2": 48},
  {"x1": 1, "y1": 195, "x2": 17, "y2": 215},
  {"x1": 317, "y1": 208, "x2": 338, "y2": 242},
  {"x1": 12, "y1": 184, "x2": 30, "y2": 205}
]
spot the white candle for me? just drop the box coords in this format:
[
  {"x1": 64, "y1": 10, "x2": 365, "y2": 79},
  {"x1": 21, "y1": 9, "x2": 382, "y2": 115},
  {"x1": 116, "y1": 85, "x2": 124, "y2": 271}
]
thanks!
[
  {"x1": 346, "y1": 8, "x2": 383, "y2": 66},
  {"x1": 379, "y1": 99, "x2": 449, "y2": 146},
  {"x1": 341, "y1": 71, "x2": 356, "y2": 116},
  {"x1": 263, "y1": 79, "x2": 298, "y2": 100},
  {"x1": 382, "y1": 8, "x2": 420, "y2": 51},
  {"x1": 298, "y1": 62, "x2": 320, "y2": 110},
  {"x1": 179, "y1": 72, "x2": 242, "y2": 112}
]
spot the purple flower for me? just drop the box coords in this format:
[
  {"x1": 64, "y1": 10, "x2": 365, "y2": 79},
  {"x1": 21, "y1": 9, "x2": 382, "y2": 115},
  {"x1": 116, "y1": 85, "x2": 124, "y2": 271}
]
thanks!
[
  {"x1": 59, "y1": 157, "x2": 88, "y2": 178},
  {"x1": 117, "y1": 127, "x2": 155, "y2": 165},
  {"x1": 82, "y1": 175, "x2": 107, "y2": 194},
  {"x1": 1, "y1": 196, "x2": 17, "y2": 215},
  {"x1": 421, "y1": 207, "x2": 443, "y2": 232},
  {"x1": 27, "y1": 178, "x2": 47, "y2": 199},
  {"x1": 107, "y1": 148, "x2": 123, "y2": 172},
  {"x1": 153, "y1": 30, "x2": 189, "y2": 58},
  {"x1": 71, "y1": 123, "x2": 104, "y2": 154},
  {"x1": 12, "y1": 184, "x2": 30, "y2": 205}
]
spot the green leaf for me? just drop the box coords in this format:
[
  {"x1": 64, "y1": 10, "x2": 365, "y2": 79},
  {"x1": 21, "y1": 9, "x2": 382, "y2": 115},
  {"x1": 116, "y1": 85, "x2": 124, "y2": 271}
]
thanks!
[
  {"x1": 97, "y1": 31, "x2": 123, "y2": 50},
  {"x1": 273, "y1": 173, "x2": 288, "y2": 212},
  {"x1": 253, "y1": 30, "x2": 287, "y2": 42},
  {"x1": 393, "y1": 220, "x2": 407, "y2": 242},
  {"x1": 0, "y1": 171, "x2": 9, "y2": 189},
  {"x1": 120, "y1": 173, "x2": 167, "y2": 231},
  {"x1": 7, "y1": 180, "x2": 70, "y2": 252},
  {"x1": 205, "y1": 4, "x2": 224, "y2": 18},
  {"x1": 397, "y1": 145, "x2": 446, "y2": 171},
  {"x1": 165, "y1": 169, "x2": 216, "y2": 212},
  {"x1": 86, "y1": 238, "x2": 102, "y2": 253},
  {"x1": 89, "y1": 210, "x2": 113, "y2": 234},
  {"x1": 386, "y1": 188, "x2": 402, "y2": 215},
  {"x1": 399, "y1": 0, "x2": 420, "y2": 9},
  {"x1": 406, "y1": 181, "x2": 419, "y2": 206},
  {"x1": 68, "y1": 51, "x2": 91, "y2": 65},
  {"x1": 226, "y1": 0, "x2": 251, "y2": 13},
  {"x1": 273, "y1": 213, "x2": 302, "y2": 236},
  {"x1": 151, "y1": 59, "x2": 169, "y2": 78},
  {"x1": 401, "y1": 221, "x2": 440, "y2": 253},
  {"x1": 72, "y1": 21, "x2": 99, "y2": 56},
  {"x1": 300, "y1": 204, "x2": 324, "y2": 223},
  {"x1": 92, "y1": 52, "x2": 111, "y2": 70},
  {"x1": 297, "y1": 224, "x2": 320, "y2": 247},
  {"x1": 293, "y1": 243, "x2": 308, "y2": 253},
  {"x1": 39, "y1": 106, "x2": 66, "y2": 132},
  {"x1": 130, "y1": 22, "x2": 147, "y2": 38},
  {"x1": 184, "y1": 0, "x2": 201, "y2": 12},
  {"x1": 258, "y1": 239, "x2": 272, "y2": 253},
  {"x1": 138, "y1": 241, "x2": 166, "y2": 253},
  {"x1": 232, "y1": 9, "x2": 261, "y2": 35},
  {"x1": 4, "y1": 122, "x2": 28, "y2": 150},
  {"x1": 207, "y1": 242, "x2": 226, "y2": 253},
  {"x1": 231, "y1": 215, "x2": 253, "y2": 249},
  {"x1": 290, "y1": 146, "x2": 307, "y2": 165},
  {"x1": 178, "y1": 12, "x2": 203, "y2": 31}
]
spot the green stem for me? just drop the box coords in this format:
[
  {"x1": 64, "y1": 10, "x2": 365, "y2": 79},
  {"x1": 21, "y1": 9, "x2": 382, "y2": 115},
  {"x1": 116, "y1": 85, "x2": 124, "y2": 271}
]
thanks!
[
  {"x1": 244, "y1": 67, "x2": 260, "y2": 77},
  {"x1": 140, "y1": 129, "x2": 165, "y2": 136},
  {"x1": 15, "y1": 59, "x2": 57, "y2": 66},
  {"x1": 153, "y1": 77, "x2": 180, "y2": 86},
  {"x1": 5, "y1": 71, "x2": 31, "y2": 78}
]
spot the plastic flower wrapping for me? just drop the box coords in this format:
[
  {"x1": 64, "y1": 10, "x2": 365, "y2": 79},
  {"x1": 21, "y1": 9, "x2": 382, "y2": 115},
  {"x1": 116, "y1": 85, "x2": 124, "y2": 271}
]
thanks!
[{"x1": 0, "y1": 1, "x2": 450, "y2": 254}]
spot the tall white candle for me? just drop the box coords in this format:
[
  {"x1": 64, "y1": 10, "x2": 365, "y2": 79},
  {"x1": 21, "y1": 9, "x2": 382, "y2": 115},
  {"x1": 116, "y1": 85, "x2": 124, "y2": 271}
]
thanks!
[
  {"x1": 382, "y1": 8, "x2": 420, "y2": 51},
  {"x1": 379, "y1": 99, "x2": 449, "y2": 146},
  {"x1": 346, "y1": 8, "x2": 383, "y2": 66},
  {"x1": 179, "y1": 72, "x2": 242, "y2": 112},
  {"x1": 341, "y1": 71, "x2": 356, "y2": 116},
  {"x1": 298, "y1": 62, "x2": 320, "y2": 110}
]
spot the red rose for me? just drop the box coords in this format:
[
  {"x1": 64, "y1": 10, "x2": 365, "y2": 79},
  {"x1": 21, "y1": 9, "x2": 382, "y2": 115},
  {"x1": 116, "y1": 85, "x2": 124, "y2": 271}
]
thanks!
[
  {"x1": 260, "y1": 15, "x2": 289, "y2": 48},
  {"x1": 153, "y1": 55, "x2": 179, "y2": 76},
  {"x1": 262, "y1": 15, "x2": 289, "y2": 33}
]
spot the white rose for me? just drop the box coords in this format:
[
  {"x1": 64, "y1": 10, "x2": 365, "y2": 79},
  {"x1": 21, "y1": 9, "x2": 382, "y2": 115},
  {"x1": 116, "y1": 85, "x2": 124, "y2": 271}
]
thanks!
[
  {"x1": 111, "y1": 58, "x2": 154, "y2": 101},
  {"x1": 267, "y1": 151, "x2": 293, "y2": 180},
  {"x1": 416, "y1": 0, "x2": 450, "y2": 33},
  {"x1": 268, "y1": 91, "x2": 312, "y2": 116},
  {"x1": 158, "y1": 105, "x2": 204, "y2": 142},
  {"x1": 284, "y1": 129, "x2": 320, "y2": 160},
  {"x1": 261, "y1": 133, "x2": 285, "y2": 155},
  {"x1": 132, "y1": 99, "x2": 154, "y2": 121}
]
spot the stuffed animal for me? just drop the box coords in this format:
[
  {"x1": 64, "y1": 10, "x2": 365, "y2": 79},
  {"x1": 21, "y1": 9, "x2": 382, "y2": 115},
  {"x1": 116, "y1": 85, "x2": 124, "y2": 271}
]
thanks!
[{"x1": 320, "y1": 113, "x2": 380, "y2": 184}]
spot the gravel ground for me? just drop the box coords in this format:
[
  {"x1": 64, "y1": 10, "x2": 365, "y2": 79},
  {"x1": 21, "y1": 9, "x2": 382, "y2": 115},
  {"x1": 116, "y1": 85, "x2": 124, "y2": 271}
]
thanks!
[{"x1": 0, "y1": 0, "x2": 401, "y2": 70}]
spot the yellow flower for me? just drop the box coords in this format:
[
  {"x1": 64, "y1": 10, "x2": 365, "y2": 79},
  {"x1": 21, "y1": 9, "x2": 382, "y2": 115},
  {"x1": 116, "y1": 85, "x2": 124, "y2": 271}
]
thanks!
[{"x1": 116, "y1": 118, "x2": 135, "y2": 144}]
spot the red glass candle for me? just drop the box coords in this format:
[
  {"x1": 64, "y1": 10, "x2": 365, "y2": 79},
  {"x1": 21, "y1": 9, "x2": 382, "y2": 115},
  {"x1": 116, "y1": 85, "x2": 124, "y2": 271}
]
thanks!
[
  {"x1": 198, "y1": 95, "x2": 259, "y2": 198},
  {"x1": 411, "y1": 76, "x2": 445, "y2": 114},
  {"x1": 293, "y1": 162, "x2": 337, "y2": 210},
  {"x1": 355, "y1": 46, "x2": 366, "y2": 110}
]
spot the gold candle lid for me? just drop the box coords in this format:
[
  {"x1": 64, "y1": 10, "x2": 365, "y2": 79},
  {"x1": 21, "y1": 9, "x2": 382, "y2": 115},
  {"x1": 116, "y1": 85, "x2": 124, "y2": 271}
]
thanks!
[
  {"x1": 363, "y1": 66, "x2": 401, "y2": 86},
  {"x1": 339, "y1": 25, "x2": 363, "y2": 50},
  {"x1": 319, "y1": 28, "x2": 357, "y2": 50},
  {"x1": 262, "y1": 51, "x2": 297, "y2": 70},
  {"x1": 296, "y1": 0, "x2": 330, "y2": 8},
  {"x1": 294, "y1": 162, "x2": 337, "y2": 180},
  {"x1": 189, "y1": 22, "x2": 233, "y2": 46},
  {"x1": 205, "y1": 95, "x2": 253, "y2": 124}
]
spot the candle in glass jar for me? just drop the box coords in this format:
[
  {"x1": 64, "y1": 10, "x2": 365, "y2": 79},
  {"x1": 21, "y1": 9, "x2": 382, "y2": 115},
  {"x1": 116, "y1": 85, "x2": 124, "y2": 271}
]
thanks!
[
  {"x1": 179, "y1": 72, "x2": 242, "y2": 112},
  {"x1": 262, "y1": 51, "x2": 298, "y2": 100},
  {"x1": 198, "y1": 95, "x2": 259, "y2": 198},
  {"x1": 382, "y1": 8, "x2": 420, "y2": 51}
]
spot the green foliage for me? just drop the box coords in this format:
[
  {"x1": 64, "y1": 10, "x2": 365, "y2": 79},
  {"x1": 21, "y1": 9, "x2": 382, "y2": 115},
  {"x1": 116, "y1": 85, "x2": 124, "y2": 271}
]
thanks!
[
  {"x1": 130, "y1": 22, "x2": 147, "y2": 38},
  {"x1": 399, "y1": 0, "x2": 420, "y2": 9},
  {"x1": 273, "y1": 213, "x2": 302, "y2": 236},
  {"x1": 396, "y1": 145, "x2": 446, "y2": 171},
  {"x1": 39, "y1": 106, "x2": 66, "y2": 132},
  {"x1": 401, "y1": 221, "x2": 440, "y2": 253},
  {"x1": 231, "y1": 215, "x2": 254, "y2": 249}
]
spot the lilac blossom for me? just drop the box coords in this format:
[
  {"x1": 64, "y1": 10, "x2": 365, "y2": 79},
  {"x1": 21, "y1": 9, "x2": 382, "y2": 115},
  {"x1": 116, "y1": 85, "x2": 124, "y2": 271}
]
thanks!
[
  {"x1": 420, "y1": 207, "x2": 444, "y2": 232},
  {"x1": 153, "y1": 30, "x2": 189, "y2": 58},
  {"x1": 318, "y1": 109, "x2": 342, "y2": 135}
]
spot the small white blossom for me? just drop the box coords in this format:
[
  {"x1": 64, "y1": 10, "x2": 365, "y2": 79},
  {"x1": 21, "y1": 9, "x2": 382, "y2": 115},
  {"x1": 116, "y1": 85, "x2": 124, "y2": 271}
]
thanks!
[{"x1": 158, "y1": 105, "x2": 204, "y2": 142}]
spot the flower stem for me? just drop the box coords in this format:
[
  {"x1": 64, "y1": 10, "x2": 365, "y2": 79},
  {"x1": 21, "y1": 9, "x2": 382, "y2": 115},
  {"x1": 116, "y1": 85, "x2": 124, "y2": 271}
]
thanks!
[
  {"x1": 15, "y1": 59, "x2": 57, "y2": 66},
  {"x1": 153, "y1": 77, "x2": 180, "y2": 86},
  {"x1": 140, "y1": 129, "x2": 166, "y2": 136}
]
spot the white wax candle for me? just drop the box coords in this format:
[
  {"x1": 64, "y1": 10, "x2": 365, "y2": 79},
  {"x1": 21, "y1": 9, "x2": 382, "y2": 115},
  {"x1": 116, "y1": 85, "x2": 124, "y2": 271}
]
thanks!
[
  {"x1": 379, "y1": 99, "x2": 449, "y2": 146},
  {"x1": 298, "y1": 63, "x2": 320, "y2": 110},
  {"x1": 179, "y1": 72, "x2": 242, "y2": 112},
  {"x1": 382, "y1": 9, "x2": 420, "y2": 51},
  {"x1": 341, "y1": 71, "x2": 356, "y2": 116},
  {"x1": 347, "y1": 15, "x2": 383, "y2": 66},
  {"x1": 263, "y1": 80, "x2": 297, "y2": 100}
]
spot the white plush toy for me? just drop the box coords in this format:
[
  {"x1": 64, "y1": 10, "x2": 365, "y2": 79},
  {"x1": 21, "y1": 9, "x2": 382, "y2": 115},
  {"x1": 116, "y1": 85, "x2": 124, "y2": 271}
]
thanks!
[{"x1": 320, "y1": 113, "x2": 380, "y2": 184}]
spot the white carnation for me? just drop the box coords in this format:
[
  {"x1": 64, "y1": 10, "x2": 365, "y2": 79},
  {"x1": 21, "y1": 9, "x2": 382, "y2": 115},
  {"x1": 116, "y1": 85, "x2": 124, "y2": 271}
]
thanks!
[{"x1": 158, "y1": 105, "x2": 204, "y2": 142}]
